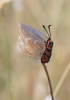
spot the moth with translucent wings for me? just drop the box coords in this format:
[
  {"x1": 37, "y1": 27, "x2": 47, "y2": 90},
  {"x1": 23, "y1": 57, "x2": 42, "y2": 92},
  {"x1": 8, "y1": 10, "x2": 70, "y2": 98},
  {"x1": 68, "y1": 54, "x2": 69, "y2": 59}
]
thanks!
[{"x1": 18, "y1": 23, "x2": 53, "y2": 63}]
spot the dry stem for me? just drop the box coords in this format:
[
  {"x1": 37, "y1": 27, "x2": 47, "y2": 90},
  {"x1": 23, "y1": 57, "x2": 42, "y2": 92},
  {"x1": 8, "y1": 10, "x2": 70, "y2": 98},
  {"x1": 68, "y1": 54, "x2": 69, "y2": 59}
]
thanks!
[{"x1": 42, "y1": 63, "x2": 54, "y2": 100}]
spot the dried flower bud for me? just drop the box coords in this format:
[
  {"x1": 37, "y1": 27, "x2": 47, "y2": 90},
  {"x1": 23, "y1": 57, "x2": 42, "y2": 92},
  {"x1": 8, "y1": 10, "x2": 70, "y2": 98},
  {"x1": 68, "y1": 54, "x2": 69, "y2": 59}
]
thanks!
[{"x1": 18, "y1": 23, "x2": 46, "y2": 61}]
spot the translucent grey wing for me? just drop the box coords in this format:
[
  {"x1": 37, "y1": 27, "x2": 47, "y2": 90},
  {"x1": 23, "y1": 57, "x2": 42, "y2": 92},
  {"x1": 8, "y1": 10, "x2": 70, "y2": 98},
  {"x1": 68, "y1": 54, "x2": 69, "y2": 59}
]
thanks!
[{"x1": 18, "y1": 23, "x2": 46, "y2": 43}]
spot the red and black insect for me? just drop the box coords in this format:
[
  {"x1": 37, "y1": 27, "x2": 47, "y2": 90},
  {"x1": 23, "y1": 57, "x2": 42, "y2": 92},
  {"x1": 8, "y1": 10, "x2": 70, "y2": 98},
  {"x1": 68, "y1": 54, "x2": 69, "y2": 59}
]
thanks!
[{"x1": 41, "y1": 25, "x2": 53, "y2": 63}]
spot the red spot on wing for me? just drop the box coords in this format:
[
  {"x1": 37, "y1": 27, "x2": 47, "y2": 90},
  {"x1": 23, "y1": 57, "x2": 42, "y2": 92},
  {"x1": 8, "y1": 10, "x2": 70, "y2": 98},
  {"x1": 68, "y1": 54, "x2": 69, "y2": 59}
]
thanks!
[
  {"x1": 46, "y1": 44, "x2": 51, "y2": 49},
  {"x1": 41, "y1": 55, "x2": 49, "y2": 63},
  {"x1": 44, "y1": 50, "x2": 51, "y2": 56}
]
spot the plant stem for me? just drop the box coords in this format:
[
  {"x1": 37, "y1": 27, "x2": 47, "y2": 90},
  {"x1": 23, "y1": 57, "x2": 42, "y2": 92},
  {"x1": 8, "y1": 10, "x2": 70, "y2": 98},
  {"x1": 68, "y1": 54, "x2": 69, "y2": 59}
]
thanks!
[
  {"x1": 42, "y1": 63, "x2": 54, "y2": 100},
  {"x1": 1, "y1": 8, "x2": 13, "y2": 100}
]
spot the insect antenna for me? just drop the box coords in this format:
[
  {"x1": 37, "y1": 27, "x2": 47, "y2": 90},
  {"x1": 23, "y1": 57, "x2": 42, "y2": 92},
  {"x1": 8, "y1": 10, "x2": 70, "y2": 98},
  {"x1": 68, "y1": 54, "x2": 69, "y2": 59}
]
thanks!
[
  {"x1": 48, "y1": 25, "x2": 52, "y2": 38},
  {"x1": 42, "y1": 25, "x2": 49, "y2": 38}
]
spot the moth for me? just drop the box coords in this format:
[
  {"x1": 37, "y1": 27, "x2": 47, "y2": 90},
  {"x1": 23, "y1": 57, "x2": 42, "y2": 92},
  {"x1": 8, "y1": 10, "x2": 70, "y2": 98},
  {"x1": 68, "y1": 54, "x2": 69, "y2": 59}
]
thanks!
[{"x1": 18, "y1": 23, "x2": 53, "y2": 63}]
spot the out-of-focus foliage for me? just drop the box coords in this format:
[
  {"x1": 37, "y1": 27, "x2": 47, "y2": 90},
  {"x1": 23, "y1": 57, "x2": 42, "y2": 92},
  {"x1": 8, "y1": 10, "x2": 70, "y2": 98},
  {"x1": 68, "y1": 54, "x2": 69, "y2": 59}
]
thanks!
[
  {"x1": 0, "y1": 0, "x2": 12, "y2": 9},
  {"x1": 0, "y1": 0, "x2": 70, "y2": 100}
]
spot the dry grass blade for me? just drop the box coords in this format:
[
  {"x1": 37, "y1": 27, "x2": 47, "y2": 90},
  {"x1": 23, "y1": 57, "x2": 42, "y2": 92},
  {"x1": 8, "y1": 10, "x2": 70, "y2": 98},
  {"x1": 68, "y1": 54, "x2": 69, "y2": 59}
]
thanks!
[{"x1": 54, "y1": 62, "x2": 70, "y2": 96}]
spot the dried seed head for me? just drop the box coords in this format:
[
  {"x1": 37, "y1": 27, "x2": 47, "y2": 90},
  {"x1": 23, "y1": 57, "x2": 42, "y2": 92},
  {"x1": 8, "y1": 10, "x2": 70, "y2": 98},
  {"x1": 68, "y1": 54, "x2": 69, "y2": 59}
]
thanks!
[{"x1": 18, "y1": 23, "x2": 46, "y2": 61}]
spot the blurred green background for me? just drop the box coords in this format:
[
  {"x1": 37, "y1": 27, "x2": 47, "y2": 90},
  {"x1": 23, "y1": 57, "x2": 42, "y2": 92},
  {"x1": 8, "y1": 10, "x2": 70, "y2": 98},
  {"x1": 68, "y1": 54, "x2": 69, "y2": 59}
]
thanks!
[{"x1": 0, "y1": 0, "x2": 70, "y2": 100}]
